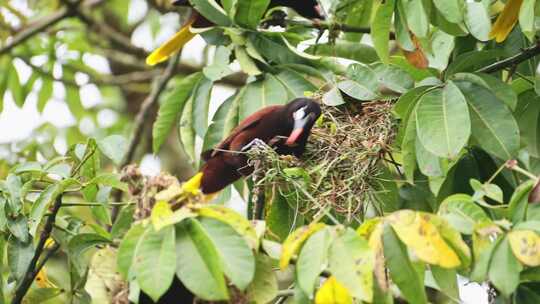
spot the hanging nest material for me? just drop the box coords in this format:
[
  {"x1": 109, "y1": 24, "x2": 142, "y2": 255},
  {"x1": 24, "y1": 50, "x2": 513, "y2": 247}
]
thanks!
[{"x1": 248, "y1": 100, "x2": 398, "y2": 223}]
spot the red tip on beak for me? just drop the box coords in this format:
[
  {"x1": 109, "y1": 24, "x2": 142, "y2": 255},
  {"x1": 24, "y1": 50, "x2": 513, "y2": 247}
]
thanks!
[{"x1": 286, "y1": 128, "x2": 304, "y2": 146}]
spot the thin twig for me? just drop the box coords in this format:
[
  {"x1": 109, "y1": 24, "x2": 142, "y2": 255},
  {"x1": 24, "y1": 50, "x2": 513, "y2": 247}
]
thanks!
[
  {"x1": 0, "y1": 8, "x2": 72, "y2": 55},
  {"x1": 283, "y1": 19, "x2": 396, "y2": 39},
  {"x1": 12, "y1": 196, "x2": 63, "y2": 304},
  {"x1": 477, "y1": 41, "x2": 540, "y2": 73}
]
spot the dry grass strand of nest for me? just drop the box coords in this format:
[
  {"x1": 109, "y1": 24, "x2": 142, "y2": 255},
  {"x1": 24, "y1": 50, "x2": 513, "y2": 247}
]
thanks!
[{"x1": 250, "y1": 100, "x2": 397, "y2": 223}]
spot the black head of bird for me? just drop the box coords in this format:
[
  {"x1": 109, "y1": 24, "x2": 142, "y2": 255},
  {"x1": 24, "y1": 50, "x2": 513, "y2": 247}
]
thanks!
[{"x1": 283, "y1": 97, "x2": 322, "y2": 148}]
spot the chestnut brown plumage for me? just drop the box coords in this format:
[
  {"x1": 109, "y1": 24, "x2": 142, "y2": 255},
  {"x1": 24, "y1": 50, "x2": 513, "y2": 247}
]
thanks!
[{"x1": 200, "y1": 98, "x2": 321, "y2": 194}]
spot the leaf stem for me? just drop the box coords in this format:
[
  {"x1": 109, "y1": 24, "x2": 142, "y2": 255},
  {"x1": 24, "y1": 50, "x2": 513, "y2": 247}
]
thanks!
[{"x1": 476, "y1": 40, "x2": 540, "y2": 73}]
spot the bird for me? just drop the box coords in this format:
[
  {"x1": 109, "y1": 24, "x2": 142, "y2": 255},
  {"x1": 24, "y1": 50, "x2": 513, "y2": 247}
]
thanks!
[
  {"x1": 184, "y1": 97, "x2": 321, "y2": 196},
  {"x1": 146, "y1": 0, "x2": 322, "y2": 65},
  {"x1": 136, "y1": 98, "x2": 321, "y2": 304}
]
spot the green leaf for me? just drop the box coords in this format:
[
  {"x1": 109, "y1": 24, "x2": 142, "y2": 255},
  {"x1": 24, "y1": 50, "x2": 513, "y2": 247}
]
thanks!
[
  {"x1": 134, "y1": 226, "x2": 176, "y2": 302},
  {"x1": 65, "y1": 86, "x2": 84, "y2": 120},
  {"x1": 192, "y1": 76, "x2": 214, "y2": 138},
  {"x1": 432, "y1": 0, "x2": 463, "y2": 23},
  {"x1": 464, "y1": 2, "x2": 491, "y2": 41},
  {"x1": 515, "y1": 90, "x2": 540, "y2": 157},
  {"x1": 382, "y1": 224, "x2": 428, "y2": 304},
  {"x1": 508, "y1": 180, "x2": 534, "y2": 224},
  {"x1": 88, "y1": 173, "x2": 128, "y2": 192},
  {"x1": 7, "y1": 214, "x2": 29, "y2": 243},
  {"x1": 393, "y1": 86, "x2": 431, "y2": 120},
  {"x1": 153, "y1": 73, "x2": 201, "y2": 153},
  {"x1": 404, "y1": 0, "x2": 429, "y2": 38},
  {"x1": 117, "y1": 223, "x2": 146, "y2": 280},
  {"x1": 446, "y1": 50, "x2": 506, "y2": 76},
  {"x1": 519, "y1": 0, "x2": 536, "y2": 41},
  {"x1": 297, "y1": 228, "x2": 331, "y2": 297},
  {"x1": 96, "y1": 135, "x2": 127, "y2": 165},
  {"x1": 248, "y1": 33, "x2": 305, "y2": 65},
  {"x1": 401, "y1": 111, "x2": 418, "y2": 183},
  {"x1": 180, "y1": 95, "x2": 197, "y2": 163},
  {"x1": 452, "y1": 73, "x2": 518, "y2": 110},
  {"x1": 488, "y1": 237, "x2": 523, "y2": 297},
  {"x1": 371, "y1": 63, "x2": 414, "y2": 94},
  {"x1": 24, "y1": 287, "x2": 63, "y2": 304},
  {"x1": 199, "y1": 218, "x2": 255, "y2": 290},
  {"x1": 431, "y1": 266, "x2": 459, "y2": 300},
  {"x1": 7, "y1": 237, "x2": 34, "y2": 282},
  {"x1": 29, "y1": 179, "x2": 77, "y2": 237},
  {"x1": 37, "y1": 78, "x2": 53, "y2": 113},
  {"x1": 426, "y1": 30, "x2": 455, "y2": 71},
  {"x1": 189, "y1": 0, "x2": 231, "y2": 26},
  {"x1": 328, "y1": 228, "x2": 374, "y2": 302},
  {"x1": 246, "y1": 254, "x2": 278, "y2": 303},
  {"x1": 235, "y1": 46, "x2": 261, "y2": 76},
  {"x1": 273, "y1": 69, "x2": 317, "y2": 99},
  {"x1": 305, "y1": 42, "x2": 379, "y2": 63},
  {"x1": 415, "y1": 136, "x2": 443, "y2": 177},
  {"x1": 371, "y1": 0, "x2": 395, "y2": 63},
  {"x1": 456, "y1": 81, "x2": 520, "y2": 159},
  {"x1": 239, "y1": 74, "x2": 288, "y2": 120},
  {"x1": 322, "y1": 86, "x2": 345, "y2": 106},
  {"x1": 175, "y1": 219, "x2": 229, "y2": 301},
  {"x1": 68, "y1": 233, "x2": 111, "y2": 275},
  {"x1": 202, "y1": 89, "x2": 244, "y2": 157},
  {"x1": 438, "y1": 194, "x2": 490, "y2": 234},
  {"x1": 234, "y1": 0, "x2": 270, "y2": 29},
  {"x1": 416, "y1": 81, "x2": 470, "y2": 158},
  {"x1": 8, "y1": 63, "x2": 25, "y2": 107},
  {"x1": 338, "y1": 64, "x2": 379, "y2": 101}
]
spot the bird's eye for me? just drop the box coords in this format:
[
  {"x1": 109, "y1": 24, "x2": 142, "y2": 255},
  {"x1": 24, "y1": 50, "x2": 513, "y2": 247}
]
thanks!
[{"x1": 293, "y1": 106, "x2": 307, "y2": 120}]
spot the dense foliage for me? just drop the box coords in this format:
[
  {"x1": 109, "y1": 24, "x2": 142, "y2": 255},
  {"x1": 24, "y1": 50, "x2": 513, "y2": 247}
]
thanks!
[{"x1": 1, "y1": 0, "x2": 540, "y2": 303}]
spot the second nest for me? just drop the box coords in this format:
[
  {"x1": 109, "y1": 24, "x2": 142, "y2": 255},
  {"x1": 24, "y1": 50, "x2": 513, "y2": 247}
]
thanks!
[{"x1": 249, "y1": 100, "x2": 397, "y2": 224}]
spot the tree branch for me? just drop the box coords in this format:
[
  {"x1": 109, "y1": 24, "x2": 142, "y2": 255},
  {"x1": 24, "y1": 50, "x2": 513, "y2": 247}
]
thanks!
[
  {"x1": 477, "y1": 41, "x2": 540, "y2": 73},
  {"x1": 281, "y1": 19, "x2": 396, "y2": 39},
  {"x1": 0, "y1": 8, "x2": 72, "y2": 55},
  {"x1": 12, "y1": 196, "x2": 63, "y2": 304}
]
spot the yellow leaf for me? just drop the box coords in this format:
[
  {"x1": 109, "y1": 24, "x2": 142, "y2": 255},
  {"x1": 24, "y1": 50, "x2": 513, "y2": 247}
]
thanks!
[
  {"x1": 315, "y1": 276, "x2": 353, "y2": 304},
  {"x1": 387, "y1": 210, "x2": 461, "y2": 268},
  {"x1": 431, "y1": 215, "x2": 472, "y2": 269},
  {"x1": 367, "y1": 222, "x2": 388, "y2": 291},
  {"x1": 508, "y1": 230, "x2": 540, "y2": 267},
  {"x1": 146, "y1": 16, "x2": 197, "y2": 65},
  {"x1": 151, "y1": 201, "x2": 173, "y2": 231},
  {"x1": 357, "y1": 218, "x2": 382, "y2": 240},
  {"x1": 195, "y1": 204, "x2": 259, "y2": 249},
  {"x1": 279, "y1": 223, "x2": 326, "y2": 270},
  {"x1": 35, "y1": 268, "x2": 55, "y2": 288},
  {"x1": 473, "y1": 222, "x2": 502, "y2": 260},
  {"x1": 155, "y1": 184, "x2": 183, "y2": 202},
  {"x1": 489, "y1": 0, "x2": 524, "y2": 42},
  {"x1": 181, "y1": 172, "x2": 203, "y2": 195}
]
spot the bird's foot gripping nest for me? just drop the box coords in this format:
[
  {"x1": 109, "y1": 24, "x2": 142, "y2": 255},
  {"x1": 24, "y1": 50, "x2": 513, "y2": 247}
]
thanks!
[{"x1": 247, "y1": 101, "x2": 398, "y2": 224}]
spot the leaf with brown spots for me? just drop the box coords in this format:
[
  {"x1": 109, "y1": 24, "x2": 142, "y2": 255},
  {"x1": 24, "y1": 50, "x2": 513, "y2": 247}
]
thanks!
[
  {"x1": 279, "y1": 222, "x2": 326, "y2": 270},
  {"x1": 386, "y1": 210, "x2": 461, "y2": 268},
  {"x1": 508, "y1": 230, "x2": 540, "y2": 267}
]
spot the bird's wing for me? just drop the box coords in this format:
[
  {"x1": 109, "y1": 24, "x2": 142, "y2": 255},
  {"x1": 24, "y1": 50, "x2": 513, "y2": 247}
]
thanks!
[{"x1": 201, "y1": 105, "x2": 282, "y2": 161}]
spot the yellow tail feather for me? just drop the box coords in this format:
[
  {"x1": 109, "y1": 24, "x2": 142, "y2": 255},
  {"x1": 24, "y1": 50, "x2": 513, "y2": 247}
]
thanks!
[
  {"x1": 489, "y1": 0, "x2": 524, "y2": 43},
  {"x1": 146, "y1": 18, "x2": 197, "y2": 65},
  {"x1": 181, "y1": 172, "x2": 220, "y2": 203},
  {"x1": 182, "y1": 172, "x2": 203, "y2": 195}
]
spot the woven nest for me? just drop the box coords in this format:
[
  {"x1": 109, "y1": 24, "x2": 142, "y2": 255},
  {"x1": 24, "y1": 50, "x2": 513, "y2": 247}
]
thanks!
[{"x1": 249, "y1": 100, "x2": 397, "y2": 223}]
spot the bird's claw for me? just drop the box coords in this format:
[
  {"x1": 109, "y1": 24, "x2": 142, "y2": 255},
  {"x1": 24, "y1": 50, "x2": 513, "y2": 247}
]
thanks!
[{"x1": 241, "y1": 138, "x2": 267, "y2": 152}]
